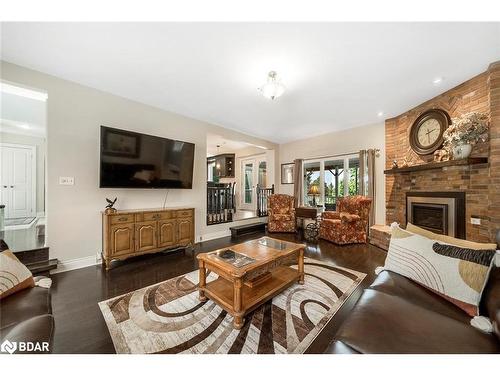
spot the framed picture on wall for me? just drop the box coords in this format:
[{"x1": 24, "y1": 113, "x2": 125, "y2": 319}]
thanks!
[{"x1": 281, "y1": 163, "x2": 294, "y2": 184}]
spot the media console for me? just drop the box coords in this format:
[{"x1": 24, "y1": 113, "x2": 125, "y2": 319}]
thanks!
[{"x1": 102, "y1": 207, "x2": 194, "y2": 270}]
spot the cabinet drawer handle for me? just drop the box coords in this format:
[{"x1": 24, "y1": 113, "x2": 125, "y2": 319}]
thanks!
[{"x1": 118, "y1": 217, "x2": 128, "y2": 221}]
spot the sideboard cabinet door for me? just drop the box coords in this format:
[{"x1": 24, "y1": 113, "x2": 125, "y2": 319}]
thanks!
[
  {"x1": 177, "y1": 218, "x2": 193, "y2": 246},
  {"x1": 158, "y1": 219, "x2": 176, "y2": 248},
  {"x1": 109, "y1": 224, "x2": 135, "y2": 256},
  {"x1": 135, "y1": 221, "x2": 157, "y2": 252}
]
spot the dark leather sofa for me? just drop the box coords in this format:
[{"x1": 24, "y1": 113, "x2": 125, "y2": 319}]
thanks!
[
  {"x1": 329, "y1": 267, "x2": 500, "y2": 354},
  {"x1": 0, "y1": 276, "x2": 54, "y2": 353}
]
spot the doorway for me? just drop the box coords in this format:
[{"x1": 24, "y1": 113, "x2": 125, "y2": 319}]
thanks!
[
  {"x1": 240, "y1": 155, "x2": 267, "y2": 211},
  {"x1": 0, "y1": 81, "x2": 47, "y2": 237},
  {"x1": 0, "y1": 143, "x2": 36, "y2": 220}
]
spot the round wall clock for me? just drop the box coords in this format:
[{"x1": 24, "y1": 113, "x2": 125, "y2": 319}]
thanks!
[{"x1": 409, "y1": 109, "x2": 450, "y2": 155}]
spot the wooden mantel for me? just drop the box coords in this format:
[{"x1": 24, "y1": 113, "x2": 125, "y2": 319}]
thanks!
[{"x1": 384, "y1": 157, "x2": 488, "y2": 175}]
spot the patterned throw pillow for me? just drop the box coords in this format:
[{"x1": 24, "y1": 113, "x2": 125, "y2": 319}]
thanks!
[
  {"x1": 386, "y1": 225, "x2": 497, "y2": 316},
  {"x1": 0, "y1": 249, "x2": 35, "y2": 300},
  {"x1": 405, "y1": 222, "x2": 497, "y2": 250}
]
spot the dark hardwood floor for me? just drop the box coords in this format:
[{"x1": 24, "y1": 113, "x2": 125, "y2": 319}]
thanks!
[{"x1": 50, "y1": 232, "x2": 386, "y2": 354}]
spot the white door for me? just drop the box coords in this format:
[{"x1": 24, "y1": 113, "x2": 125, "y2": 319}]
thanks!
[
  {"x1": 0, "y1": 144, "x2": 36, "y2": 219},
  {"x1": 240, "y1": 159, "x2": 255, "y2": 210},
  {"x1": 240, "y1": 156, "x2": 268, "y2": 211}
]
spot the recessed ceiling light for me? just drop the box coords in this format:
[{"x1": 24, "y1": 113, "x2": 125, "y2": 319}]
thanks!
[
  {"x1": 0, "y1": 82, "x2": 48, "y2": 101},
  {"x1": 432, "y1": 77, "x2": 443, "y2": 85},
  {"x1": 377, "y1": 111, "x2": 384, "y2": 117}
]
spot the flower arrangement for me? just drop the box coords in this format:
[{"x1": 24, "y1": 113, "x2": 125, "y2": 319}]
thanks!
[{"x1": 443, "y1": 112, "x2": 489, "y2": 147}]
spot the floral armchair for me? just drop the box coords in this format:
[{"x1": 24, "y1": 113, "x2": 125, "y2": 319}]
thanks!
[
  {"x1": 267, "y1": 194, "x2": 296, "y2": 233},
  {"x1": 319, "y1": 195, "x2": 372, "y2": 245}
]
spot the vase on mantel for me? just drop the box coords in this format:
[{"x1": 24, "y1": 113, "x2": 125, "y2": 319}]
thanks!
[{"x1": 452, "y1": 143, "x2": 472, "y2": 160}]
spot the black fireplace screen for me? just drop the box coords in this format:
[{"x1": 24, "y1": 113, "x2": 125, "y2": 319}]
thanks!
[{"x1": 411, "y1": 204, "x2": 448, "y2": 234}]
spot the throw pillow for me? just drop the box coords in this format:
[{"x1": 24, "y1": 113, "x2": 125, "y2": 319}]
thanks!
[
  {"x1": 0, "y1": 249, "x2": 35, "y2": 300},
  {"x1": 405, "y1": 222, "x2": 497, "y2": 250},
  {"x1": 386, "y1": 224, "x2": 496, "y2": 316}
]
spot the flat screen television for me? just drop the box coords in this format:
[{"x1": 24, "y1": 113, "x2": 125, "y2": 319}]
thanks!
[{"x1": 99, "y1": 126, "x2": 195, "y2": 189}]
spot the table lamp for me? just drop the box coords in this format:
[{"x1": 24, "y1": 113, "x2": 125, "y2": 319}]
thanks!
[{"x1": 308, "y1": 185, "x2": 320, "y2": 206}]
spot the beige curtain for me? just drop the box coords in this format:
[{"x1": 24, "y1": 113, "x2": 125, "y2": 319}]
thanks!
[
  {"x1": 359, "y1": 149, "x2": 376, "y2": 227},
  {"x1": 359, "y1": 149, "x2": 367, "y2": 196},
  {"x1": 293, "y1": 159, "x2": 303, "y2": 208}
]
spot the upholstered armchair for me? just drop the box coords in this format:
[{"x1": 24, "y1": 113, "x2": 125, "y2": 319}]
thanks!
[
  {"x1": 319, "y1": 195, "x2": 372, "y2": 245},
  {"x1": 267, "y1": 194, "x2": 296, "y2": 233}
]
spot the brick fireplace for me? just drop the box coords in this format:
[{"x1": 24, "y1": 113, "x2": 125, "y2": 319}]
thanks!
[{"x1": 385, "y1": 61, "x2": 500, "y2": 243}]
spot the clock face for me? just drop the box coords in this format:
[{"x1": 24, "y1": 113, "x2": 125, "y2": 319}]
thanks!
[
  {"x1": 417, "y1": 118, "x2": 441, "y2": 147},
  {"x1": 409, "y1": 109, "x2": 450, "y2": 155}
]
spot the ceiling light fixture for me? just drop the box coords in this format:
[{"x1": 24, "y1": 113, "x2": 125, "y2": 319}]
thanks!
[
  {"x1": 377, "y1": 111, "x2": 384, "y2": 117},
  {"x1": 0, "y1": 82, "x2": 48, "y2": 101},
  {"x1": 259, "y1": 71, "x2": 285, "y2": 100}
]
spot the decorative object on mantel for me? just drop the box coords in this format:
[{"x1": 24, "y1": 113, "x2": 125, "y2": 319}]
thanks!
[
  {"x1": 392, "y1": 160, "x2": 398, "y2": 169},
  {"x1": 104, "y1": 197, "x2": 117, "y2": 214},
  {"x1": 409, "y1": 108, "x2": 451, "y2": 155},
  {"x1": 443, "y1": 112, "x2": 489, "y2": 160},
  {"x1": 433, "y1": 148, "x2": 450, "y2": 162}
]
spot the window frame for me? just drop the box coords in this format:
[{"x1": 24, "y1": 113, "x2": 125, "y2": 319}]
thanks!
[{"x1": 302, "y1": 153, "x2": 359, "y2": 208}]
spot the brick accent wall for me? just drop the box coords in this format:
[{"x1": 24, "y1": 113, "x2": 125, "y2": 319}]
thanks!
[{"x1": 385, "y1": 62, "x2": 500, "y2": 243}]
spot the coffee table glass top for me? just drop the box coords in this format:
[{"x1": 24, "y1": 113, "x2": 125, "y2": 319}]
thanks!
[
  {"x1": 255, "y1": 237, "x2": 291, "y2": 250},
  {"x1": 208, "y1": 249, "x2": 256, "y2": 268}
]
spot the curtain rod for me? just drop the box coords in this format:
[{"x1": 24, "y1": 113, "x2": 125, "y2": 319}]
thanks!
[{"x1": 301, "y1": 148, "x2": 381, "y2": 162}]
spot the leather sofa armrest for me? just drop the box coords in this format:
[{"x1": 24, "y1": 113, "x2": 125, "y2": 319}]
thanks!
[
  {"x1": 323, "y1": 211, "x2": 341, "y2": 220},
  {"x1": 482, "y1": 267, "x2": 500, "y2": 340},
  {"x1": 2, "y1": 315, "x2": 54, "y2": 353}
]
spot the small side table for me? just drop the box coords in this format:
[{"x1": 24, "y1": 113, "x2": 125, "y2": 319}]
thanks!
[{"x1": 304, "y1": 221, "x2": 320, "y2": 242}]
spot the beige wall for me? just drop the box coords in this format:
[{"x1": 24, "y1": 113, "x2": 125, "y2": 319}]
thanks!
[
  {"x1": 278, "y1": 122, "x2": 386, "y2": 225},
  {"x1": 1, "y1": 61, "x2": 277, "y2": 262},
  {"x1": 0, "y1": 132, "x2": 46, "y2": 214}
]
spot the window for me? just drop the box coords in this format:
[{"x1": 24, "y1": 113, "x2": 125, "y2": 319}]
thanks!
[
  {"x1": 244, "y1": 162, "x2": 253, "y2": 204},
  {"x1": 258, "y1": 161, "x2": 267, "y2": 187},
  {"x1": 303, "y1": 154, "x2": 360, "y2": 210},
  {"x1": 304, "y1": 161, "x2": 320, "y2": 206}
]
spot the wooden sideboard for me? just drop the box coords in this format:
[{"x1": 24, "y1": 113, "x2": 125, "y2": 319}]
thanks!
[{"x1": 102, "y1": 207, "x2": 195, "y2": 270}]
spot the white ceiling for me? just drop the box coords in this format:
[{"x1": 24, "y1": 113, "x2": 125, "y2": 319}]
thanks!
[
  {"x1": 1, "y1": 22, "x2": 499, "y2": 143},
  {"x1": 206, "y1": 133, "x2": 265, "y2": 156},
  {"x1": 0, "y1": 90, "x2": 47, "y2": 138}
]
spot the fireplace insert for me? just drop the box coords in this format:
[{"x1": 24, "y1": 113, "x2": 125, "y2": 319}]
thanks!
[{"x1": 406, "y1": 192, "x2": 465, "y2": 239}]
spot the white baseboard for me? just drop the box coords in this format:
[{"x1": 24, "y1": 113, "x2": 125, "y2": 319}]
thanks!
[{"x1": 51, "y1": 255, "x2": 100, "y2": 274}]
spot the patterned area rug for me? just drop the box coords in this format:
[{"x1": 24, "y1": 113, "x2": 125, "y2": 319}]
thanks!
[{"x1": 98, "y1": 258, "x2": 365, "y2": 354}]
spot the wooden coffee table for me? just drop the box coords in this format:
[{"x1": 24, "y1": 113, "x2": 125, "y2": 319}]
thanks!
[{"x1": 196, "y1": 236, "x2": 305, "y2": 329}]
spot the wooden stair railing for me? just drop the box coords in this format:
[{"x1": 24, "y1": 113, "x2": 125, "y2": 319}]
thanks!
[
  {"x1": 256, "y1": 184, "x2": 275, "y2": 217},
  {"x1": 207, "y1": 182, "x2": 236, "y2": 225}
]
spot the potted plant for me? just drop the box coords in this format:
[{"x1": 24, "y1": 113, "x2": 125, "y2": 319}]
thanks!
[{"x1": 442, "y1": 112, "x2": 489, "y2": 159}]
